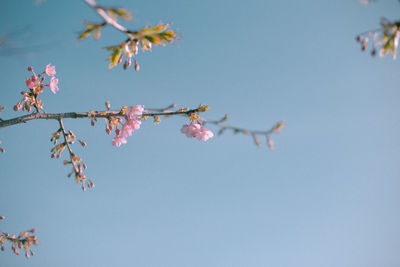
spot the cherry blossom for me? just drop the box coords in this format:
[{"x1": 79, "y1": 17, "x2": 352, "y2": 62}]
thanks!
[
  {"x1": 112, "y1": 136, "x2": 127, "y2": 147},
  {"x1": 181, "y1": 123, "x2": 214, "y2": 141},
  {"x1": 45, "y1": 64, "x2": 56, "y2": 77},
  {"x1": 49, "y1": 77, "x2": 59, "y2": 94},
  {"x1": 112, "y1": 105, "x2": 144, "y2": 146},
  {"x1": 125, "y1": 105, "x2": 144, "y2": 120}
]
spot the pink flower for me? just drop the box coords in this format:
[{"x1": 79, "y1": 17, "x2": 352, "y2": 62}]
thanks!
[
  {"x1": 125, "y1": 105, "x2": 144, "y2": 120},
  {"x1": 196, "y1": 127, "x2": 214, "y2": 141},
  {"x1": 112, "y1": 136, "x2": 127, "y2": 147},
  {"x1": 49, "y1": 77, "x2": 59, "y2": 94},
  {"x1": 45, "y1": 64, "x2": 56, "y2": 77},
  {"x1": 112, "y1": 105, "x2": 144, "y2": 147},
  {"x1": 120, "y1": 119, "x2": 141, "y2": 138},
  {"x1": 181, "y1": 123, "x2": 214, "y2": 141}
]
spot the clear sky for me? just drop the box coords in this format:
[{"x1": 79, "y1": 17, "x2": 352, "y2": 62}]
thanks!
[{"x1": 1, "y1": 0, "x2": 400, "y2": 266}]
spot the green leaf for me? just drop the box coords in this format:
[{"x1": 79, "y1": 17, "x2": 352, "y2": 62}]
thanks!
[{"x1": 109, "y1": 48, "x2": 121, "y2": 69}]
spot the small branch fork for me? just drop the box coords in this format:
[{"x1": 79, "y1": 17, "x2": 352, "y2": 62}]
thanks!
[{"x1": 84, "y1": 0, "x2": 130, "y2": 35}]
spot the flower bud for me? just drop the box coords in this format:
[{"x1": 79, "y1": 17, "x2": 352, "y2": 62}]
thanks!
[
  {"x1": 123, "y1": 60, "x2": 129, "y2": 69},
  {"x1": 134, "y1": 60, "x2": 140, "y2": 71},
  {"x1": 27, "y1": 66, "x2": 33, "y2": 72},
  {"x1": 361, "y1": 40, "x2": 367, "y2": 51}
]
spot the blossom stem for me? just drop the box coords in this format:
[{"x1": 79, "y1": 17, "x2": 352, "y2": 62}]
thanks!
[{"x1": 58, "y1": 119, "x2": 79, "y2": 173}]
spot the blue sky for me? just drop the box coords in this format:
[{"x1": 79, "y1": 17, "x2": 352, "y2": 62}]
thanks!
[{"x1": 1, "y1": 0, "x2": 400, "y2": 266}]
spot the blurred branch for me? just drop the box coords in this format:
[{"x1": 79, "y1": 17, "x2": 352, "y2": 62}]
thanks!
[{"x1": 80, "y1": 0, "x2": 178, "y2": 70}]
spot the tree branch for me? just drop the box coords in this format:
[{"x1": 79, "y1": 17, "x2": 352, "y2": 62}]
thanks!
[{"x1": 0, "y1": 108, "x2": 200, "y2": 129}]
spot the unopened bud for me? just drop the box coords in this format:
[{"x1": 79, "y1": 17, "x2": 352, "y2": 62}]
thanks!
[
  {"x1": 27, "y1": 66, "x2": 33, "y2": 72},
  {"x1": 79, "y1": 140, "x2": 87, "y2": 147},
  {"x1": 87, "y1": 180, "x2": 95, "y2": 188},
  {"x1": 361, "y1": 40, "x2": 367, "y2": 51},
  {"x1": 29, "y1": 228, "x2": 36, "y2": 233},
  {"x1": 371, "y1": 49, "x2": 376, "y2": 56},
  {"x1": 356, "y1": 35, "x2": 362, "y2": 42},
  {"x1": 68, "y1": 130, "x2": 76, "y2": 138},
  {"x1": 123, "y1": 60, "x2": 129, "y2": 69},
  {"x1": 105, "y1": 101, "x2": 110, "y2": 110},
  {"x1": 134, "y1": 60, "x2": 140, "y2": 71},
  {"x1": 0, "y1": 215, "x2": 5, "y2": 220},
  {"x1": 118, "y1": 55, "x2": 123, "y2": 65}
]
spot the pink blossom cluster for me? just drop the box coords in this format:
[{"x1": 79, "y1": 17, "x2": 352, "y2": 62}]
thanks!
[
  {"x1": 112, "y1": 105, "x2": 144, "y2": 147},
  {"x1": 26, "y1": 64, "x2": 59, "y2": 94},
  {"x1": 181, "y1": 123, "x2": 214, "y2": 141}
]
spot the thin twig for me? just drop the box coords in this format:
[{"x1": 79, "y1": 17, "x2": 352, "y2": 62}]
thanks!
[
  {"x1": 202, "y1": 117, "x2": 276, "y2": 136},
  {"x1": 84, "y1": 0, "x2": 131, "y2": 35},
  {"x1": 58, "y1": 119, "x2": 78, "y2": 173}
]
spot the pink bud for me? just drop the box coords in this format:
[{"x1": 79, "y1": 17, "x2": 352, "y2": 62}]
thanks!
[
  {"x1": 27, "y1": 66, "x2": 33, "y2": 72},
  {"x1": 29, "y1": 228, "x2": 36, "y2": 233},
  {"x1": 87, "y1": 180, "x2": 95, "y2": 188},
  {"x1": 0, "y1": 215, "x2": 5, "y2": 220}
]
